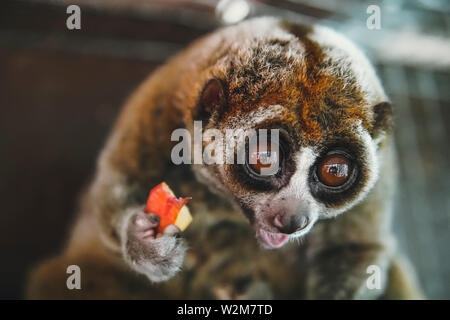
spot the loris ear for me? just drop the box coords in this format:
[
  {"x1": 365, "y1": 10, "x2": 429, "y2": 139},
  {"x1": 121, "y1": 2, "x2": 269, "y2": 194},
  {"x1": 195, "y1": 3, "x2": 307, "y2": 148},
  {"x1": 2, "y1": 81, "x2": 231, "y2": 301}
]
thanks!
[
  {"x1": 194, "y1": 78, "x2": 227, "y2": 121},
  {"x1": 372, "y1": 102, "x2": 393, "y2": 137}
]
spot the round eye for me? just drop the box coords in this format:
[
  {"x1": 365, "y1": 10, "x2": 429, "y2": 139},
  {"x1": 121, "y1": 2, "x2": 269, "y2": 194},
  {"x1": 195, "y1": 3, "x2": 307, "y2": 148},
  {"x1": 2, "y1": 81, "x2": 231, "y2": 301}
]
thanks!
[
  {"x1": 317, "y1": 154, "x2": 352, "y2": 187},
  {"x1": 247, "y1": 141, "x2": 281, "y2": 176}
]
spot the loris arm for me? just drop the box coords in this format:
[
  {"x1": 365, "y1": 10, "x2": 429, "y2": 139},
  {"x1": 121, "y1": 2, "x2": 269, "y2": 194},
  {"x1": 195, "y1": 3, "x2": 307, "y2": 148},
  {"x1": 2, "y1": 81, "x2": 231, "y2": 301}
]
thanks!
[
  {"x1": 305, "y1": 236, "x2": 391, "y2": 299},
  {"x1": 87, "y1": 70, "x2": 188, "y2": 283},
  {"x1": 305, "y1": 198, "x2": 393, "y2": 299}
]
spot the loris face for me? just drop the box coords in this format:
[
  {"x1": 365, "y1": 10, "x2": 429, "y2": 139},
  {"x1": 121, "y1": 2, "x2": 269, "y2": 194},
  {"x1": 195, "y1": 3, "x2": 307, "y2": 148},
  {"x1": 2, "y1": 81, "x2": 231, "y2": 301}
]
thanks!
[{"x1": 189, "y1": 19, "x2": 391, "y2": 249}]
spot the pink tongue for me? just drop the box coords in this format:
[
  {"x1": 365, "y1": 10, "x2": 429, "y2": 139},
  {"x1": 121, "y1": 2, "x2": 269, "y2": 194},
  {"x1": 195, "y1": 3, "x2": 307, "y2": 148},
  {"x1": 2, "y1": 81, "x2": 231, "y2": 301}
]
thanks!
[{"x1": 258, "y1": 229, "x2": 288, "y2": 248}]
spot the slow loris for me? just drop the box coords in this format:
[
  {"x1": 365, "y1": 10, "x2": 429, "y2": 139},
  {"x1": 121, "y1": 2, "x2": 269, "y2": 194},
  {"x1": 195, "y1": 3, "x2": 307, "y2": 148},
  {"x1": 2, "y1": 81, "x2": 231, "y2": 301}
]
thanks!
[{"x1": 27, "y1": 17, "x2": 422, "y2": 299}]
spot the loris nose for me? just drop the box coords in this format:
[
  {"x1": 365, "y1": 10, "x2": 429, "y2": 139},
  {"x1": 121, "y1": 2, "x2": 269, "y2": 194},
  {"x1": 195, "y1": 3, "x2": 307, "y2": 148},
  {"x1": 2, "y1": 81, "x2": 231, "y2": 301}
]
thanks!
[{"x1": 273, "y1": 214, "x2": 309, "y2": 234}]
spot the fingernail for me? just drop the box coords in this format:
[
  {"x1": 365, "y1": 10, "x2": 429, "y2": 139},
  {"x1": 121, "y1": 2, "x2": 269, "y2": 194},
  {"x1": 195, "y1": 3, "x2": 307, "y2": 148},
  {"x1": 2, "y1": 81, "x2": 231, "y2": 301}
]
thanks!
[{"x1": 149, "y1": 214, "x2": 160, "y2": 224}]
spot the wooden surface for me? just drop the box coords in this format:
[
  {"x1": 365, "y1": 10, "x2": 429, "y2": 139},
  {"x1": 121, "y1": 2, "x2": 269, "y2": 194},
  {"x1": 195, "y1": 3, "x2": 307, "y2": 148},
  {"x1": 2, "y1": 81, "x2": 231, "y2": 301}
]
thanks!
[{"x1": 0, "y1": 0, "x2": 448, "y2": 299}]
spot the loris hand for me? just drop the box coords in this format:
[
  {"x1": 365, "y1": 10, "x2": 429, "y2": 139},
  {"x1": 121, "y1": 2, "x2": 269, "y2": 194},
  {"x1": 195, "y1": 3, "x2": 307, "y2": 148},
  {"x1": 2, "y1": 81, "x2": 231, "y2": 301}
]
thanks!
[{"x1": 122, "y1": 209, "x2": 186, "y2": 282}]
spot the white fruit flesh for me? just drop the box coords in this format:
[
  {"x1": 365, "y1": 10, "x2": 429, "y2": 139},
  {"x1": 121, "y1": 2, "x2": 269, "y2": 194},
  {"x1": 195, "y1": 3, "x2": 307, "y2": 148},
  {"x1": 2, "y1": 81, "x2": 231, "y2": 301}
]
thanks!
[{"x1": 174, "y1": 205, "x2": 192, "y2": 231}]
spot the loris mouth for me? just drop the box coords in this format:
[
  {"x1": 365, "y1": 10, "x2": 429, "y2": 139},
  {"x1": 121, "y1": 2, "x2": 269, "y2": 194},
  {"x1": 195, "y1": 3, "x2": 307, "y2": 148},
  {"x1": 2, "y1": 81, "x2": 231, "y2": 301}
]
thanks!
[{"x1": 257, "y1": 229, "x2": 289, "y2": 248}]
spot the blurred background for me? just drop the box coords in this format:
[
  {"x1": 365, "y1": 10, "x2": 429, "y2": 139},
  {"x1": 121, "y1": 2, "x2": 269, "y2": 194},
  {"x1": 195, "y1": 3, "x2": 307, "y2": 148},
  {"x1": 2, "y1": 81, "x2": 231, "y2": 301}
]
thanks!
[{"x1": 0, "y1": 0, "x2": 448, "y2": 299}]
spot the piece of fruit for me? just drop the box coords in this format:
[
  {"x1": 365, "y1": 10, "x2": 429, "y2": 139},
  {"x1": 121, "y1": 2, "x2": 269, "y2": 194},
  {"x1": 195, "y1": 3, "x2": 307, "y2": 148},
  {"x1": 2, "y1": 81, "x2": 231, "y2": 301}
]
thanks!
[{"x1": 144, "y1": 182, "x2": 192, "y2": 233}]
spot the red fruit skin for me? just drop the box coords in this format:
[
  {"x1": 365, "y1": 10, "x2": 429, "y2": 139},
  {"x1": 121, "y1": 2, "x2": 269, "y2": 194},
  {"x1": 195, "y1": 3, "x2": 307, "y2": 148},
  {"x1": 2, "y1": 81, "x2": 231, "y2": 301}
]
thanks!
[
  {"x1": 144, "y1": 183, "x2": 191, "y2": 233},
  {"x1": 145, "y1": 187, "x2": 164, "y2": 213}
]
